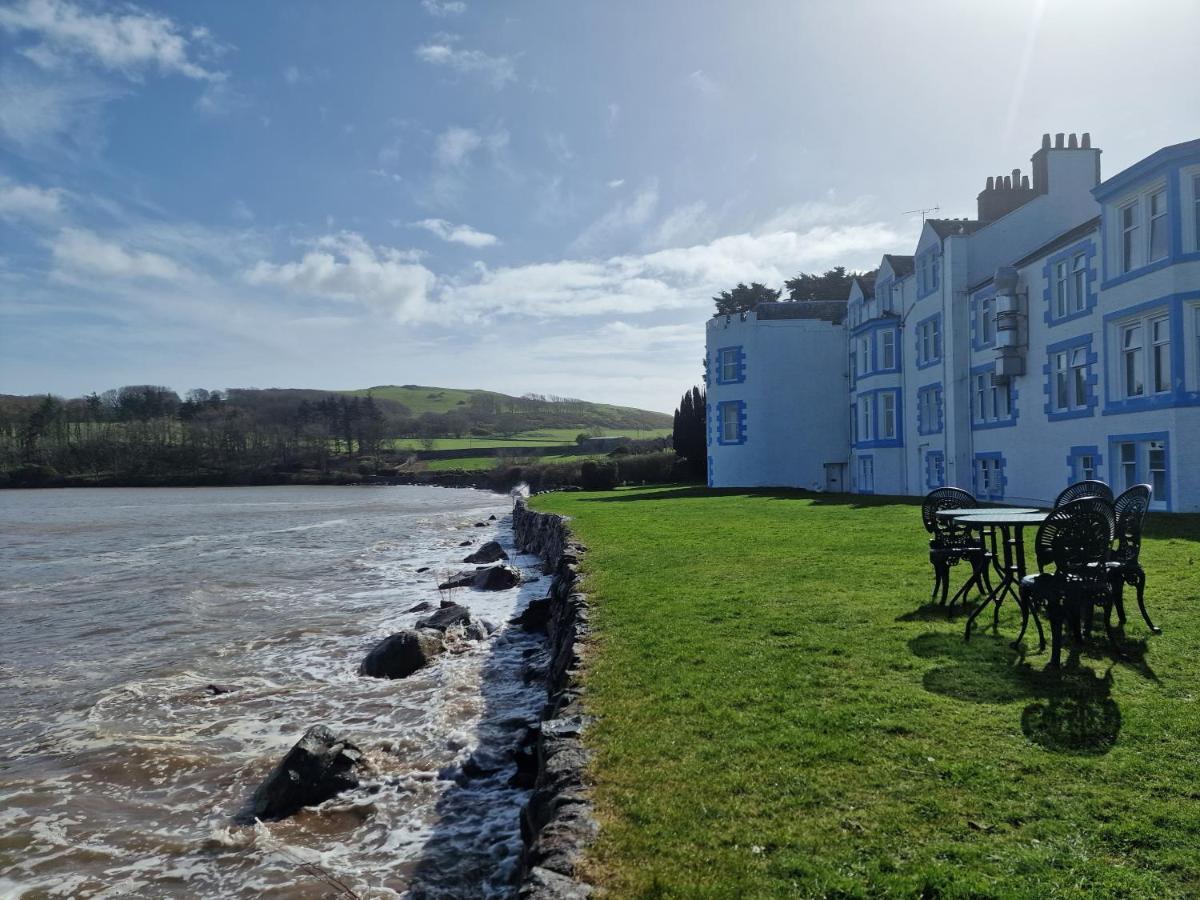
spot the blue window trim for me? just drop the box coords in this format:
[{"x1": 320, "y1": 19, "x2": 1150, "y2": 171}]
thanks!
[
  {"x1": 1108, "y1": 431, "x2": 1171, "y2": 510},
  {"x1": 970, "y1": 286, "x2": 997, "y2": 351},
  {"x1": 714, "y1": 345, "x2": 746, "y2": 385},
  {"x1": 1043, "y1": 239, "x2": 1098, "y2": 327},
  {"x1": 916, "y1": 248, "x2": 941, "y2": 299},
  {"x1": 914, "y1": 311, "x2": 942, "y2": 370},
  {"x1": 715, "y1": 399, "x2": 747, "y2": 446},
  {"x1": 707, "y1": 455, "x2": 714, "y2": 488},
  {"x1": 853, "y1": 387, "x2": 903, "y2": 448},
  {"x1": 855, "y1": 453, "x2": 875, "y2": 495},
  {"x1": 925, "y1": 450, "x2": 946, "y2": 490},
  {"x1": 849, "y1": 317, "x2": 901, "y2": 381},
  {"x1": 973, "y1": 451, "x2": 1007, "y2": 501},
  {"x1": 1098, "y1": 157, "x2": 1200, "y2": 289},
  {"x1": 1066, "y1": 445, "x2": 1103, "y2": 486},
  {"x1": 970, "y1": 362, "x2": 1018, "y2": 430},
  {"x1": 916, "y1": 382, "x2": 944, "y2": 435},
  {"x1": 705, "y1": 402, "x2": 713, "y2": 448},
  {"x1": 1102, "y1": 291, "x2": 1200, "y2": 415},
  {"x1": 1043, "y1": 333, "x2": 1099, "y2": 421}
]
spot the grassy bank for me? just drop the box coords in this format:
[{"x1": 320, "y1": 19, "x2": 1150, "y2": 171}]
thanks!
[{"x1": 531, "y1": 486, "x2": 1200, "y2": 898}]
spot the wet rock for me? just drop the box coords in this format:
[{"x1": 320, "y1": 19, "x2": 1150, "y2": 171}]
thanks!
[
  {"x1": 359, "y1": 630, "x2": 445, "y2": 679},
  {"x1": 416, "y1": 566, "x2": 430, "y2": 573},
  {"x1": 438, "y1": 570, "x2": 477, "y2": 590},
  {"x1": 460, "y1": 539, "x2": 473, "y2": 547},
  {"x1": 417, "y1": 603, "x2": 471, "y2": 632},
  {"x1": 407, "y1": 601, "x2": 435, "y2": 613},
  {"x1": 480, "y1": 618, "x2": 499, "y2": 634},
  {"x1": 512, "y1": 596, "x2": 552, "y2": 633},
  {"x1": 463, "y1": 621, "x2": 490, "y2": 641},
  {"x1": 474, "y1": 521, "x2": 488, "y2": 528},
  {"x1": 475, "y1": 564, "x2": 522, "y2": 591},
  {"x1": 205, "y1": 683, "x2": 237, "y2": 695},
  {"x1": 238, "y1": 725, "x2": 362, "y2": 823},
  {"x1": 488, "y1": 514, "x2": 498, "y2": 521},
  {"x1": 464, "y1": 540, "x2": 508, "y2": 564}
]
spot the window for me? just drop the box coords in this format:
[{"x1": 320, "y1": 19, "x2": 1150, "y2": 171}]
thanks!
[
  {"x1": 918, "y1": 251, "x2": 940, "y2": 297},
  {"x1": 974, "y1": 454, "x2": 1005, "y2": 500},
  {"x1": 1111, "y1": 434, "x2": 1170, "y2": 508},
  {"x1": 858, "y1": 456, "x2": 874, "y2": 493},
  {"x1": 881, "y1": 392, "x2": 896, "y2": 439},
  {"x1": 858, "y1": 337, "x2": 869, "y2": 376},
  {"x1": 1052, "y1": 347, "x2": 1089, "y2": 412},
  {"x1": 1123, "y1": 323, "x2": 1145, "y2": 397},
  {"x1": 917, "y1": 316, "x2": 941, "y2": 367},
  {"x1": 1071, "y1": 254, "x2": 1087, "y2": 313},
  {"x1": 1079, "y1": 454, "x2": 1096, "y2": 481},
  {"x1": 859, "y1": 400, "x2": 872, "y2": 442},
  {"x1": 1121, "y1": 202, "x2": 1140, "y2": 273},
  {"x1": 981, "y1": 297, "x2": 994, "y2": 345},
  {"x1": 850, "y1": 403, "x2": 857, "y2": 443},
  {"x1": 717, "y1": 400, "x2": 744, "y2": 444},
  {"x1": 1152, "y1": 316, "x2": 1171, "y2": 393},
  {"x1": 1149, "y1": 189, "x2": 1168, "y2": 262},
  {"x1": 992, "y1": 377, "x2": 1010, "y2": 420},
  {"x1": 881, "y1": 330, "x2": 896, "y2": 369},
  {"x1": 925, "y1": 450, "x2": 945, "y2": 490},
  {"x1": 1149, "y1": 440, "x2": 1167, "y2": 499},
  {"x1": 1055, "y1": 260, "x2": 1069, "y2": 318},
  {"x1": 848, "y1": 348, "x2": 856, "y2": 388},
  {"x1": 975, "y1": 372, "x2": 987, "y2": 422},
  {"x1": 1194, "y1": 174, "x2": 1200, "y2": 253},
  {"x1": 973, "y1": 368, "x2": 1015, "y2": 427},
  {"x1": 1120, "y1": 442, "x2": 1137, "y2": 490},
  {"x1": 717, "y1": 347, "x2": 743, "y2": 384},
  {"x1": 918, "y1": 384, "x2": 942, "y2": 435}
]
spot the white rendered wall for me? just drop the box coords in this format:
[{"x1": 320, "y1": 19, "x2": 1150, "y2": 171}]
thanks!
[{"x1": 706, "y1": 312, "x2": 849, "y2": 489}]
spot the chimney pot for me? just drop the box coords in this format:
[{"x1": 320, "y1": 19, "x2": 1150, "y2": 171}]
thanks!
[
  {"x1": 1012, "y1": 168, "x2": 1021, "y2": 185},
  {"x1": 1055, "y1": 132, "x2": 1065, "y2": 148},
  {"x1": 986, "y1": 176, "x2": 994, "y2": 190},
  {"x1": 1042, "y1": 133, "x2": 1052, "y2": 149},
  {"x1": 1081, "y1": 132, "x2": 1091, "y2": 149},
  {"x1": 1003, "y1": 175, "x2": 1012, "y2": 189},
  {"x1": 1068, "y1": 133, "x2": 1079, "y2": 149},
  {"x1": 1021, "y1": 174, "x2": 1030, "y2": 189}
]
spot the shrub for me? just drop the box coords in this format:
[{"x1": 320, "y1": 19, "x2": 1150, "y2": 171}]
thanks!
[
  {"x1": 616, "y1": 450, "x2": 678, "y2": 485},
  {"x1": 581, "y1": 460, "x2": 618, "y2": 490}
]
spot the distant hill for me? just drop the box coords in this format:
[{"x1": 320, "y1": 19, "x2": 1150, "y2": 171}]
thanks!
[{"x1": 342, "y1": 384, "x2": 672, "y2": 431}]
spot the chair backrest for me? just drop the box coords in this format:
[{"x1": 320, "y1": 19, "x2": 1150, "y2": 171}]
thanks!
[
  {"x1": 1054, "y1": 479, "x2": 1115, "y2": 508},
  {"x1": 922, "y1": 487, "x2": 975, "y2": 536},
  {"x1": 1113, "y1": 483, "x2": 1152, "y2": 563},
  {"x1": 1033, "y1": 497, "x2": 1115, "y2": 575}
]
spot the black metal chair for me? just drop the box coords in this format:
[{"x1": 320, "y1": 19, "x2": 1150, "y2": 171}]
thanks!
[
  {"x1": 1108, "y1": 483, "x2": 1160, "y2": 635},
  {"x1": 1054, "y1": 480, "x2": 1114, "y2": 508},
  {"x1": 921, "y1": 488, "x2": 991, "y2": 607},
  {"x1": 1019, "y1": 498, "x2": 1115, "y2": 666}
]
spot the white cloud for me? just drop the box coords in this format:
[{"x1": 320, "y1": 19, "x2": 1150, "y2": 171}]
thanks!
[
  {"x1": 422, "y1": 0, "x2": 466, "y2": 15},
  {"x1": 194, "y1": 79, "x2": 246, "y2": 116},
  {"x1": 283, "y1": 64, "x2": 301, "y2": 85},
  {"x1": 606, "y1": 178, "x2": 625, "y2": 189},
  {"x1": 0, "y1": 177, "x2": 65, "y2": 221},
  {"x1": 571, "y1": 182, "x2": 659, "y2": 252},
  {"x1": 0, "y1": 68, "x2": 113, "y2": 151},
  {"x1": 647, "y1": 201, "x2": 718, "y2": 250},
  {"x1": 415, "y1": 40, "x2": 515, "y2": 88},
  {"x1": 245, "y1": 231, "x2": 435, "y2": 321},
  {"x1": 0, "y1": 0, "x2": 222, "y2": 81},
  {"x1": 414, "y1": 218, "x2": 499, "y2": 247},
  {"x1": 51, "y1": 227, "x2": 186, "y2": 280},
  {"x1": 433, "y1": 125, "x2": 482, "y2": 167}
]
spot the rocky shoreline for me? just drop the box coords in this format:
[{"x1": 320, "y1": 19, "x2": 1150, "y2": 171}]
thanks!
[{"x1": 512, "y1": 499, "x2": 597, "y2": 899}]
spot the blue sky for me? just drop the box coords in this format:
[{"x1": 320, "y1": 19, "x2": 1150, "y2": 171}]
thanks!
[{"x1": 1, "y1": 0, "x2": 1197, "y2": 412}]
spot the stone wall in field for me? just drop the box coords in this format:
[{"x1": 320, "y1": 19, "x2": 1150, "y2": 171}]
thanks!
[{"x1": 512, "y1": 499, "x2": 596, "y2": 899}]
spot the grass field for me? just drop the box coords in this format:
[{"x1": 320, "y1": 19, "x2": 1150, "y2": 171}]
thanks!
[
  {"x1": 384, "y1": 428, "x2": 670, "y2": 452},
  {"x1": 531, "y1": 486, "x2": 1200, "y2": 898},
  {"x1": 422, "y1": 452, "x2": 613, "y2": 471}
]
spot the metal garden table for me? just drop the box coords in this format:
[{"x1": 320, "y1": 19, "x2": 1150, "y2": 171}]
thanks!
[{"x1": 952, "y1": 510, "x2": 1049, "y2": 645}]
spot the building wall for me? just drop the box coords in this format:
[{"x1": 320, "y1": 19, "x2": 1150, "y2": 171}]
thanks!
[{"x1": 706, "y1": 311, "x2": 849, "y2": 490}]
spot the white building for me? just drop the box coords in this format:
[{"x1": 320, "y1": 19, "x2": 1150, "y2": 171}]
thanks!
[{"x1": 705, "y1": 134, "x2": 1200, "y2": 512}]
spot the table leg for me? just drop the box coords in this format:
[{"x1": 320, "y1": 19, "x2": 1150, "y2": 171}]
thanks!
[{"x1": 966, "y1": 524, "x2": 1014, "y2": 640}]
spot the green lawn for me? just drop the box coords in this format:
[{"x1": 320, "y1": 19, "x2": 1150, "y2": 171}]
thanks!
[
  {"x1": 384, "y1": 428, "x2": 670, "y2": 452},
  {"x1": 530, "y1": 486, "x2": 1200, "y2": 898},
  {"x1": 423, "y1": 452, "x2": 611, "y2": 471}
]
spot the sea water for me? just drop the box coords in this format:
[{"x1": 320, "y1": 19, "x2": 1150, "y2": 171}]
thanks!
[{"x1": 0, "y1": 485, "x2": 547, "y2": 898}]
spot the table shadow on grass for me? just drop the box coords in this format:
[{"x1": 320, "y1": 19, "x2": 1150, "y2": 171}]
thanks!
[{"x1": 909, "y1": 631, "x2": 1131, "y2": 755}]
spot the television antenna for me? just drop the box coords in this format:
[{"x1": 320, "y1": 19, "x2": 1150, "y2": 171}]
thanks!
[{"x1": 903, "y1": 205, "x2": 940, "y2": 223}]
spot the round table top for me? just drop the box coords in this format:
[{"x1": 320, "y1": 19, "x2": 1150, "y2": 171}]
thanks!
[
  {"x1": 935, "y1": 506, "x2": 1039, "y2": 518},
  {"x1": 951, "y1": 510, "x2": 1050, "y2": 526}
]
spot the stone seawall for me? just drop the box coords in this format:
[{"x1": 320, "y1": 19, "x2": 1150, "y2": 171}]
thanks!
[{"x1": 512, "y1": 499, "x2": 596, "y2": 899}]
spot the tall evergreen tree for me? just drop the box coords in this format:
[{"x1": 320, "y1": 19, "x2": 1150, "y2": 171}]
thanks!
[{"x1": 671, "y1": 385, "x2": 707, "y2": 479}]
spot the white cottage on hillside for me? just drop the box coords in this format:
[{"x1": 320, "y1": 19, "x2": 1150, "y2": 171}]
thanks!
[{"x1": 705, "y1": 133, "x2": 1200, "y2": 512}]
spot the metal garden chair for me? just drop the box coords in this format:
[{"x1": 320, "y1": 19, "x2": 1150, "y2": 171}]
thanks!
[
  {"x1": 1019, "y1": 497, "x2": 1115, "y2": 666},
  {"x1": 1108, "y1": 483, "x2": 1161, "y2": 635},
  {"x1": 921, "y1": 487, "x2": 991, "y2": 607},
  {"x1": 1054, "y1": 479, "x2": 1115, "y2": 507}
]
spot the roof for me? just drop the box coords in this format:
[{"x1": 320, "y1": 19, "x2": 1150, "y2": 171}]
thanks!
[
  {"x1": 754, "y1": 300, "x2": 847, "y2": 325},
  {"x1": 853, "y1": 270, "x2": 878, "y2": 297},
  {"x1": 927, "y1": 218, "x2": 985, "y2": 239},
  {"x1": 966, "y1": 216, "x2": 1101, "y2": 293},
  {"x1": 1094, "y1": 138, "x2": 1200, "y2": 201},
  {"x1": 882, "y1": 254, "x2": 914, "y2": 277}
]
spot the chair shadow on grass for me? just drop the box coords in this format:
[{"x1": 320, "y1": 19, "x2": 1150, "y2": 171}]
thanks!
[{"x1": 909, "y1": 631, "x2": 1130, "y2": 755}]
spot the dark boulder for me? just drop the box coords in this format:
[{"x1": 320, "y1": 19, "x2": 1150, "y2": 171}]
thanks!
[
  {"x1": 464, "y1": 541, "x2": 508, "y2": 564},
  {"x1": 475, "y1": 564, "x2": 522, "y2": 591},
  {"x1": 512, "y1": 596, "x2": 552, "y2": 633},
  {"x1": 205, "y1": 683, "x2": 237, "y2": 696},
  {"x1": 463, "y1": 621, "x2": 490, "y2": 641},
  {"x1": 407, "y1": 601, "x2": 435, "y2": 613},
  {"x1": 238, "y1": 725, "x2": 362, "y2": 823},
  {"x1": 438, "y1": 570, "x2": 477, "y2": 590},
  {"x1": 488, "y1": 514, "x2": 498, "y2": 521},
  {"x1": 459, "y1": 540, "x2": 473, "y2": 547},
  {"x1": 474, "y1": 521, "x2": 488, "y2": 528},
  {"x1": 359, "y1": 630, "x2": 445, "y2": 679},
  {"x1": 417, "y1": 603, "x2": 471, "y2": 632}
]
